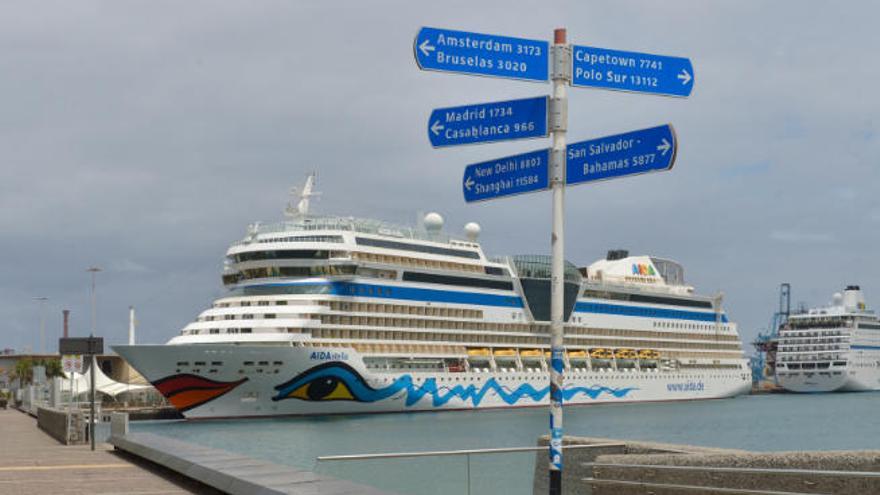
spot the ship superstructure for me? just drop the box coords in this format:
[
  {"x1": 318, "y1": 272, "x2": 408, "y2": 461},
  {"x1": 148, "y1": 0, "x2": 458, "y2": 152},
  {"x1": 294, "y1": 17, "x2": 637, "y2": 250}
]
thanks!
[
  {"x1": 114, "y1": 176, "x2": 751, "y2": 418},
  {"x1": 776, "y1": 286, "x2": 880, "y2": 393}
]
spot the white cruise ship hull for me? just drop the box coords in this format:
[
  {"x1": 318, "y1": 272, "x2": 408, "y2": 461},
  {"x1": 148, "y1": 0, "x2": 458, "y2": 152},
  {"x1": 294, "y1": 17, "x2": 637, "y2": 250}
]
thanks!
[
  {"x1": 778, "y1": 349, "x2": 880, "y2": 393},
  {"x1": 115, "y1": 344, "x2": 751, "y2": 419},
  {"x1": 775, "y1": 285, "x2": 880, "y2": 394}
]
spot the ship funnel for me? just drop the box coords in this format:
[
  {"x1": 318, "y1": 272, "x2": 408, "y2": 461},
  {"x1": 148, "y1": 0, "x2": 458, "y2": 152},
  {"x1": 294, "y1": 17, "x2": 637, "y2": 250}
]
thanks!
[
  {"x1": 464, "y1": 222, "x2": 481, "y2": 242},
  {"x1": 843, "y1": 285, "x2": 866, "y2": 312},
  {"x1": 606, "y1": 249, "x2": 629, "y2": 261}
]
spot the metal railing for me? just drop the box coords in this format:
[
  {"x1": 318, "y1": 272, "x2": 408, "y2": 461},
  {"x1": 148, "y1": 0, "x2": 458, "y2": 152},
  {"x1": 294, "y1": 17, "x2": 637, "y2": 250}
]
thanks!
[{"x1": 317, "y1": 443, "x2": 626, "y2": 495}]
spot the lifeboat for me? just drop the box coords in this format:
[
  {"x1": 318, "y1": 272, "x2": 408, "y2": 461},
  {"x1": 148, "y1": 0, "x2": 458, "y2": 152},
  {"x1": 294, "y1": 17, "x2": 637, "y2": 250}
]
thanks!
[
  {"x1": 638, "y1": 349, "x2": 660, "y2": 359},
  {"x1": 614, "y1": 348, "x2": 637, "y2": 359},
  {"x1": 568, "y1": 350, "x2": 588, "y2": 359},
  {"x1": 493, "y1": 349, "x2": 518, "y2": 358},
  {"x1": 467, "y1": 348, "x2": 490, "y2": 357},
  {"x1": 520, "y1": 349, "x2": 543, "y2": 359},
  {"x1": 589, "y1": 348, "x2": 613, "y2": 359}
]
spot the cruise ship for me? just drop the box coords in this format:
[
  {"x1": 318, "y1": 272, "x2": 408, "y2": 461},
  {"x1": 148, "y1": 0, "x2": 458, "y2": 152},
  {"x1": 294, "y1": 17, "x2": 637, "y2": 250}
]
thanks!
[
  {"x1": 776, "y1": 286, "x2": 880, "y2": 393},
  {"x1": 114, "y1": 176, "x2": 751, "y2": 419}
]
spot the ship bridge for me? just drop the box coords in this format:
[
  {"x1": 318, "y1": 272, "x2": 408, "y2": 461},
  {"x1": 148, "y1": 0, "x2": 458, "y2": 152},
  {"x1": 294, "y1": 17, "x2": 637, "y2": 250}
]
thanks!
[{"x1": 502, "y1": 255, "x2": 582, "y2": 322}]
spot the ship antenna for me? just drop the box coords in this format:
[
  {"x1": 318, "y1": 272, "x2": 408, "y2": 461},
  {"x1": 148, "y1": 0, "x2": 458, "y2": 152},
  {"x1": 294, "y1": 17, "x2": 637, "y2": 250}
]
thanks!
[{"x1": 285, "y1": 172, "x2": 322, "y2": 217}]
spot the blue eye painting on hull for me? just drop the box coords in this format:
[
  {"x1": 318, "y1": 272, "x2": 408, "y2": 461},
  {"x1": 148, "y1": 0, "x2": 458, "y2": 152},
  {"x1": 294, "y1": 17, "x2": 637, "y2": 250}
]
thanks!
[{"x1": 272, "y1": 362, "x2": 637, "y2": 407}]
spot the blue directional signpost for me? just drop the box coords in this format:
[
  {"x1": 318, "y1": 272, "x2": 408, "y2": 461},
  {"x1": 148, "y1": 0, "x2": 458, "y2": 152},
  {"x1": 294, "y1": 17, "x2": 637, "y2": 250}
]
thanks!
[
  {"x1": 462, "y1": 148, "x2": 549, "y2": 203},
  {"x1": 429, "y1": 96, "x2": 548, "y2": 148},
  {"x1": 414, "y1": 27, "x2": 549, "y2": 82},
  {"x1": 571, "y1": 45, "x2": 694, "y2": 97},
  {"x1": 415, "y1": 26, "x2": 692, "y2": 495},
  {"x1": 566, "y1": 124, "x2": 677, "y2": 186}
]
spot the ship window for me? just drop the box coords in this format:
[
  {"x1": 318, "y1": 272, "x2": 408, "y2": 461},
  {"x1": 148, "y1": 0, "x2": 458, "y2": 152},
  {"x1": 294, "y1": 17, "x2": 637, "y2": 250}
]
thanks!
[
  {"x1": 265, "y1": 314, "x2": 276, "y2": 319},
  {"x1": 233, "y1": 249, "x2": 331, "y2": 262},
  {"x1": 355, "y1": 237, "x2": 481, "y2": 259},
  {"x1": 211, "y1": 361, "x2": 223, "y2": 366},
  {"x1": 241, "y1": 328, "x2": 252, "y2": 333},
  {"x1": 244, "y1": 361, "x2": 254, "y2": 366},
  {"x1": 402, "y1": 271, "x2": 513, "y2": 291},
  {"x1": 582, "y1": 290, "x2": 713, "y2": 309},
  {"x1": 258, "y1": 361, "x2": 269, "y2": 366},
  {"x1": 484, "y1": 266, "x2": 508, "y2": 276}
]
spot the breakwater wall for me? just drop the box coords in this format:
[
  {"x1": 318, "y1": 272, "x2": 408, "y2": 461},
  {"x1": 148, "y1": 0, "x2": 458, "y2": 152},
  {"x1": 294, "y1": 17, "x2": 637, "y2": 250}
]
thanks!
[{"x1": 533, "y1": 435, "x2": 880, "y2": 494}]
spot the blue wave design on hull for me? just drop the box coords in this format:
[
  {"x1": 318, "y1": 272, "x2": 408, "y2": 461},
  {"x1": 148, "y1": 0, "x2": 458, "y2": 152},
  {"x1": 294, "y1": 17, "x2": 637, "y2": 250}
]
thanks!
[{"x1": 272, "y1": 362, "x2": 637, "y2": 407}]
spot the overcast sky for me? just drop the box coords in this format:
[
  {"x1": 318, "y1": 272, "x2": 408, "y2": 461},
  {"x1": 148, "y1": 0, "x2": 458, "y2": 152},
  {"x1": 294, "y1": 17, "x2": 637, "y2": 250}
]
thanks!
[{"x1": 3, "y1": 1, "x2": 879, "y2": 354}]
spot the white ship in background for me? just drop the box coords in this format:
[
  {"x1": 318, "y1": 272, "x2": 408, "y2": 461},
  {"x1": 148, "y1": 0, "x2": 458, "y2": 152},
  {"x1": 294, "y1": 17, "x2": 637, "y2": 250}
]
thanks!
[
  {"x1": 776, "y1": 286, "x2": 880, "y2": 393},
  {"x1": 114, "y1": 175, "x2": 750, "y2": 419}
]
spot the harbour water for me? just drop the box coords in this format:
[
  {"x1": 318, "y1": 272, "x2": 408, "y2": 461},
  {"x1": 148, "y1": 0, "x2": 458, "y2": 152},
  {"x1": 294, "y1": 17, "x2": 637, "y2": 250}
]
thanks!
[{"x1": 131, "y1": 392, "x2": 880, "y2": 494}]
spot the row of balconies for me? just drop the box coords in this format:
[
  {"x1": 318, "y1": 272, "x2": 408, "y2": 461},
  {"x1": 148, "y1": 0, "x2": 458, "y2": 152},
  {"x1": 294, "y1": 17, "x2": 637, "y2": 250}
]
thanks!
[
  {"x1": 778, "y1": 344, "x2": 846, "y2": 352},
  {"x1": 779, "y1": 330, "x2": 846, "y2": 338},
  {"x1": 778, "y1": 354, "x2": 843, "y2": 362},
  {"x1": 778, "y1": 337, "x2": 847, "y2": 345}
]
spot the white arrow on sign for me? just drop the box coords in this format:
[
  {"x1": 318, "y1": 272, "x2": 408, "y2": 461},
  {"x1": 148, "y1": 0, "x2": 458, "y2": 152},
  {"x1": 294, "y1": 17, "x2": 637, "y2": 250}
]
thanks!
[
  {"x1": 465, "y1": 176, "x2": 475, "y2": 191},
  {"x1": 419, "y1": 39, "x2": 435, "y2": 57},
  {"x1": 657, "y1": 138, "x2": 672, "y2": 156},
  {"x1": 677, "y1": 69, "x2": 692, "y2": 85},
  {"x1": 430, "y1": 120, "x2": 444, "y2": 136}
]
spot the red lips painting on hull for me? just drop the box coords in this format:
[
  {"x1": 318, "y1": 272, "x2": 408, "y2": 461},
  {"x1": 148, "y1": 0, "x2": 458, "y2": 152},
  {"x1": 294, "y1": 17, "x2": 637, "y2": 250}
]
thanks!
[{"x1": 151, "y1": 374, "x2": 248, "y2": 413}]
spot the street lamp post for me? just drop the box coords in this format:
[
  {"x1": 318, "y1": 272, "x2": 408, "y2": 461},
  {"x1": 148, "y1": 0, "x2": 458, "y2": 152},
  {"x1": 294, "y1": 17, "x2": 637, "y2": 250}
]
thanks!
[{"x1": 86, "y1": 267, "x2": 101, "y2": 452}]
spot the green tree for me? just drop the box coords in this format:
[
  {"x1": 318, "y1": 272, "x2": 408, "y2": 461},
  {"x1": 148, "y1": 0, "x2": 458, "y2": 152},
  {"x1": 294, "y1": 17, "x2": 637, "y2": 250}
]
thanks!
[
  {"x1": 14, "y1": 358, "x2": 33, "y2": 385},
  {"x1": 39, "y1": 359, "x2": 65, "y2": 379}
]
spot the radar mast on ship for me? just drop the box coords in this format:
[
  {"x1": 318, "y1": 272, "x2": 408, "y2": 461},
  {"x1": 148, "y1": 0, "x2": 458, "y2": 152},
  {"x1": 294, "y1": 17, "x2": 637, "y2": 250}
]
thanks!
[{"x1": 285, "y1": 172, "x2": 321, "y2": 218}]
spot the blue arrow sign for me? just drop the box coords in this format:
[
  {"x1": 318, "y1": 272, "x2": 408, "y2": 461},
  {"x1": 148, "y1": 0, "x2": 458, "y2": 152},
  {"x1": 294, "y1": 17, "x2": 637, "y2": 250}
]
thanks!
[
  {"x1": 571, "y1": 45, "x2": 694, "y2": 97},
  {"x1": 414, "y1": 27, "x2": 549, "y2": 82},
  {"x1": 566, "y1": 124, "x2": 677, "y2": 186},
  {"x1": 463, "y1": 148, "x2": 549, "y2": 203},
  {"x1": 429, "y1": 96, "x2": 548, "y2": 148}
]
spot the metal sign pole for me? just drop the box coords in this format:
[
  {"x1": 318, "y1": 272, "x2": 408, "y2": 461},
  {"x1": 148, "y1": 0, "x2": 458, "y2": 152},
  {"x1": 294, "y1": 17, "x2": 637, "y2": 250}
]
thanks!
[
  {"x1": 548, "y1": 27, "x2": 570, "y2": 495},
  {"x1": 90, "y1": 354, "x2": 96, "y2": 451},
  {"x1": 86, "y1": 266, "x2": 100, "y2": 452}
]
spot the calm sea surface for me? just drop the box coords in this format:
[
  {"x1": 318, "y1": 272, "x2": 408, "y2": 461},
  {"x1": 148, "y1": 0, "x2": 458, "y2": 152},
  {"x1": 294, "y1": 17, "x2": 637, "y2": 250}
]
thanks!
[{"x1": 132, "y1": 392, "x2": 880, "y2": 494}]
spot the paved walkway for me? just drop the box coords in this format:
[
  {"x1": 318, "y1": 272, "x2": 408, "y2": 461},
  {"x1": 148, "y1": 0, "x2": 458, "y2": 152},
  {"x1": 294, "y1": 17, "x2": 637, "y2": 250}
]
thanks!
[{"x1": 0, "y1": 408, "x2": 215, "y2": 494}]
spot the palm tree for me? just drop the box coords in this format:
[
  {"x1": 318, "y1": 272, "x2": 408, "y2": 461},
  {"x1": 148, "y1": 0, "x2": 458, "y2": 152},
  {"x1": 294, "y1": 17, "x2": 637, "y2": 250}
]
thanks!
[
  {"x1": 14, "y1": 358, "x2": 33, "y2": 386},
  {"x1": 39, "y1": 359, "x2": 65, "y2": 379}
]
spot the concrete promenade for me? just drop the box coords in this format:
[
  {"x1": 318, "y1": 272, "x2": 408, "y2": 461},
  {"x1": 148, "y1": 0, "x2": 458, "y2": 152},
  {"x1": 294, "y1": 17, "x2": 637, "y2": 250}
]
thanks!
[{"x1": 0, "y1": 408, "x2": 213, "y2": 494}]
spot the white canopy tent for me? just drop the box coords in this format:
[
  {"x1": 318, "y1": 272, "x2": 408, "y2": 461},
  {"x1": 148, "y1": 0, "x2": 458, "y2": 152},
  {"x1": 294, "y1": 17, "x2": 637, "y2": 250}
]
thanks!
[{"x1": 60, "y1": 362, "x2": 151, "y2": 399}]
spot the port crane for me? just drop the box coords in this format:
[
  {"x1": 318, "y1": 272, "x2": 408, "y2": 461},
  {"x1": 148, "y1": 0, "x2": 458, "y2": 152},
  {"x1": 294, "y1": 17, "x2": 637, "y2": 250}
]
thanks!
[{"x1": 750, "y1": 283, "x2": 791, "y2": 388}]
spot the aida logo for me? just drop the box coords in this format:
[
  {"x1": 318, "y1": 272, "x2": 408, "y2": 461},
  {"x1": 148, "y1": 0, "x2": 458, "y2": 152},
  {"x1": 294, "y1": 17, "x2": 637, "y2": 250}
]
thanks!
[
  {"x1": 632, "y1": 263, "x2": 656, "y2": 276},
  {"x1": 309, "y1": 351, "x2": 349, "y2": 361}
]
